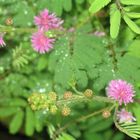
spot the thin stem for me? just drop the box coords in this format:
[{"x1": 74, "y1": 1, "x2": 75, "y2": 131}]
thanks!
[
  {"x1": 0, "y1": 26, "x2": 36, "y2": 33},
  {"x1": 116, "y1": 0, "x2": 123, "y2": 11},
  {"x1": 71, "y1": 86, "x2": 83, "y2": 95},
  {"x1": 57, "y1": 95, "x2": 114, "y2": 106},
  {"x1": 53, "y1": 106, "x2": 110, "y2": 139}
]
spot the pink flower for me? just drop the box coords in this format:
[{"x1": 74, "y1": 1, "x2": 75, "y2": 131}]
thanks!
[
  {"x1": 0, "y1": 33, "x2": 6, "y2": 47},
  {"x1": 106, "y1": 79, "x2": 135, "y2": 105},
  {"x1": 31, "y1": 30, "x2": 55, "y2": 53},
  {"x1": 117, "y1": 109, "x2": 136, "y2": 123},
  {"x1": 34, "y1": 9, "x2": 63, "y2": 31}
]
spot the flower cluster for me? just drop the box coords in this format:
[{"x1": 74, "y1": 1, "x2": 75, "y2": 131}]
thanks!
[
  {"x1": 31, "y1": 9, "x2": 63, "y2": 53},
  {"x1": 28, "y1": 91, "x2": 72, "y2": 116},
  {"x1": 106, "y1": 79, "x2": 136, "y2": 123}
]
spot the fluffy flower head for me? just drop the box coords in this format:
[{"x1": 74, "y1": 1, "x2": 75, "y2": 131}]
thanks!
[
  {"x1": 31, "y1": 30, "x2": 55, "y2": 53},
  {"x1": 117, "y1": 109, "x2": 136, "y2": 123},
  {"x1": 106, "y1": 79, "x2": 135, "y2": 105},
  {"x1": 0, "y1": 33, "x2": 6, "y2": 47},
  {"x1": 34, "y1": 9, "x2": 63, "y2": 31}
]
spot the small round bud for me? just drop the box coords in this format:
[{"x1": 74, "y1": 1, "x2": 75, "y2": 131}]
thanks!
[
  {"x1": 5, "y1": 17, "x2": 13, "y2": 25},
  {"x1": 48, "y1": 92, "x2": 57, "y2": 101},
  {"x1": 84, "y1": 89, "x2": 93, "y2": 98},
  {"x1": 62, "y1": 106, "x2": 71, "y2": 116},
  {"x1": 63, "y1": 91, "x2": 73, "y2": 99},
  {"x1": 50, "y1": 105, "x2": 58, "y2": 114},
  {"x1": 102, "y1": 110, "x2": 111, "y2": 118},
  {"x1": 31, "y1": 104, "x2": 36, "y2": 111}
]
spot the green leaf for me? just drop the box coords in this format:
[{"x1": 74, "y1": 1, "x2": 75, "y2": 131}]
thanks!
[
  {"x1": 25, "y1": 107, "x2": 35, "y2": 136},
  {"x1": 9, "y1": 110, "x2": 24, "y2": 134},
  {"x1": 62, "y1": 0, "x2": 72, "y2": 12},
  {"x1": 119, "y1": 122, "x2": 140, "y2": 139},
  {"x1": 120, "y1": 0, "x2": 140, "y2": 5},
  {"x1": 110, "y1": 4, "x2": 121, "y2": 38},
  {"x1": 76, "y1": 0, "x2": 85, "y2": 4},
  {"x1": 84, "y1": 132, "x2": 102, "y2": 140},
  {"x1": 59, "y1": 133, "x2": 76, "y2": 140},
  {"x1": 112, "y1": 133, "x2": 124, "y2": 140},
  {"x1": 133, "y1": 103, "x2": 140, "y2": 125},
  {"x1": 0, "y1": 98, "x2": 27, "y2": 107},
  {"x1": 37, "y1": 56, "x2": 48, "y2": 71},
  {"x1": 0, "y1": 107, "x2": 19, "y2": 117},
  {"x1": 127, "y1": 12, "x2": 140, "y2": 18},
  {"x1": 34, "y1": 111, "x2": 43, "y2": 132},
  {"x1": 128, "y1": 40, "x2": 140, "y2": 58},
  {"x1": 89, "y1": 0, "x2": 111, "y2": 13},
  {"x1": 13, "y1": 1, "x2": 34, "y2": 27},
  {"x1": 52, "y1": 0, "x2": 63, "y2": 16},
  {"x1": 123, "y1": 14, "x2": 140, "y2": 34},
  {"x1": 49, "y1": 33, "x2": 105, "y2": 90}
]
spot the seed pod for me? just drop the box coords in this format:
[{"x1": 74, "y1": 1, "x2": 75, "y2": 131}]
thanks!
[
  {"x1": 62, "y1": 106, "x2": 71, "y2": 116},
  {"x1": 48, "y1": 92, "x2": 57, "y2": 101},
  {"x1": 102, "y1": 110, "x2": 111, "y2": 118},
  {"x1": 84, "y1": 89, "x2": 93, "y2": 98},
  {"x1": 63, "y1": 91, "x2": 73, "y2": 99}
]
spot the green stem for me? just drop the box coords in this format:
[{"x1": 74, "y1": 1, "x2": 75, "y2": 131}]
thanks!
[
  {"x1": 53, "y1": 106, "x2": 110, "y2": 139},
  {"x1": 0, "y1": 26, "x2": 37, "y2": 33},
  {"x1": 57, "y1": 95, "x2": 114, "y2": 106}
]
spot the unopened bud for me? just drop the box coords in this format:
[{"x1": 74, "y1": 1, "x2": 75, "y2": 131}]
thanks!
[
  {"x1": 62, "y1": 106, "x2": 71, "y2": 116},
  {"x1": 5, "y1": 17, "x2": 13, "y2": 25},
  {"x1": 50, "y1": 105, "x2": 58, "y2": 114},
  {"x1": 102, "y1": 110, "x2": 111, "y2": 118},
  {"x1": 84, "y1": 89, "x2": 93, "y2": 98},
  {"x1": 63, "y1": 91, "x2": 73, "y2": 99},
  {"x1": 48, "y1": 92, "x2": 57, "y2": 101}
]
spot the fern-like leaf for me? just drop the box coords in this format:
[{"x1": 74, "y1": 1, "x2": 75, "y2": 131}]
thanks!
[
  {"x1": 114, "y1": 108, "x2": 140, "y2": 139},
  {"x1": 12, "y1": 46, "x2": 30, "y2": 69}
]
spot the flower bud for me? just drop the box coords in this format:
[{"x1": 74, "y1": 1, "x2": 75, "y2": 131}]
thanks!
[
  {"x1": 62, "y1": 106, "x2": 71, "y2": 116},
  {"x1": 48, "y1": 92, "x2": 57, "y2": 101},
  {"x1": 5, "y1": 17, "x2": 13, "y2": 25},
  {"x1": 84, "y1": 89, "x2": 93, "y2": 98},
  {"x1": 50, "y1": 105, "x2": 58, "y2": 114},
  {"x1": 102, "y1": 110, "x2": 111, "y2": 118},
  {"x1": 63, "y1": 91, "x2": 73, "y2": 99}
]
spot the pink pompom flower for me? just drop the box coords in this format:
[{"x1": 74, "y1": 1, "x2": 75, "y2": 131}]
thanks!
[
  {"x1": 106, "y1": 79, "x2": 135, "y2": 105},
  {"x1": 31, "y1": 30, "x2": 55, "y2": 54},
  {"x1": 117, "y1": 109, "x2": 136, "y2": 123},
  {"x1": 34, "y1": 9, "x2": 63, "y2": 31},
  {"x1": 0, "y1": 33, "x2": 6, "y2": 47}
]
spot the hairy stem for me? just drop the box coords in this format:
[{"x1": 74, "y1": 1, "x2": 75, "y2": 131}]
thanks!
[
  {"x1": 57, "y1": 95, "x2": 114, "y2": 106},
  {"x1": 53, "y1": 106, "x2": 110, "y2": 139}
]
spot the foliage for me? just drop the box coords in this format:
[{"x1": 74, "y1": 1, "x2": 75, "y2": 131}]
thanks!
[{"x1": 0, "y1": 0, "x2": 140, "y2": 140}]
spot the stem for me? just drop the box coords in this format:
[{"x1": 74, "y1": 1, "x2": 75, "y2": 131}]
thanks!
[
  {"x1": 108, "y1": 41, "x2": 118, "y2": 71},
  {"x1": 53, "y1": 106, "x2": 110, "y2": 139},
  {"x1": 0, "y1": 26, "x2": 36, "y2": 33},
  {"x1": 57, "y1": 95, "x2": 114, "y2": 106},
  {"x1": 116, "y1": 0, "x2": 123, "y2": 11}
]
